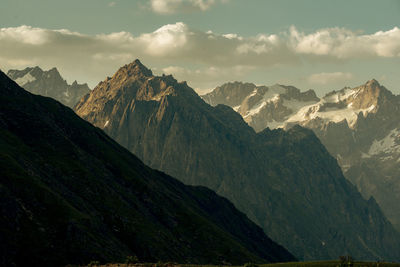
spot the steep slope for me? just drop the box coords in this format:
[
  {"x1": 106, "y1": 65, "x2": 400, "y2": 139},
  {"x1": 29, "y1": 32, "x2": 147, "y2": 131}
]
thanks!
[
  {"x1": 7, "y1": 66, "x2": 90, "y2": 108},
  {"x1": 301, "y1": 81, "x2": 400, "y2": 230},
  {"x1": 203, "y1": 82, "x2": 319, "y2": 131},
  {"x1": 75, "y1": 60, "x2": 400, "y2": 261},
  {"x1": 0, "y1": 70, "x2": 296, "y2": 267},
  {"x1": 205, "y1": 80, "x2": 400, "y2": 231}
]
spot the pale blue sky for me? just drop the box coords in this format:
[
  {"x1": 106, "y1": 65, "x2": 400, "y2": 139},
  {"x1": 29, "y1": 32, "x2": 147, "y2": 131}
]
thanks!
[
  {"x1": 2, "y1": 0, "x2": 399, "y2": 35},
  {"x1": 1, "y1": 0, "x2": 399, "y2": 94}
]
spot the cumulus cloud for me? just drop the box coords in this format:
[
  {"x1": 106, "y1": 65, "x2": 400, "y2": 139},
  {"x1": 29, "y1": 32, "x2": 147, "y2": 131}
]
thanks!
[
  {"x1": 150, "y1": 0, "x2": 224, "y2": 14},
  {"x1": 308, "y1": 72, "x2": 354, "y2": 85},
  {"x1": 291, "y1": 26, "x2": 400, "y2": 58},
  {"x1": 0, "y1": 23, "x2": 399, "y2": 90}
]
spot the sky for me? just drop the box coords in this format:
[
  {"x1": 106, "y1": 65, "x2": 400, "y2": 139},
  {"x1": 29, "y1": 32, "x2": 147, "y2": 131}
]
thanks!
[{"x1": 0, "y1": 0, "x2": 399, "y2": 95}]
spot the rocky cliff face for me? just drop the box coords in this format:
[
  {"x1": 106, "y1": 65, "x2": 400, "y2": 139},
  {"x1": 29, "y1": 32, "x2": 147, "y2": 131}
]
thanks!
[
  {"x1": 7, "y1": 66, "x2": 90, "y2": 108},
  {"x1": 203, "y1": 82, "x2": 320, "y2": 131},
  {"x1": 75, "y1": 60, "x2": 400, "y2": 261},
  {"x1": 0, "y1": 69, "x2": 295, "y2": 266},
  {"x1": 204, "y1": 79, "x2": 400, "y2": 231}
]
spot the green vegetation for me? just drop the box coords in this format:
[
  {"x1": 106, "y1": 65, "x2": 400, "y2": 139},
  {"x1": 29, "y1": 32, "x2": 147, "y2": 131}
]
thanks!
[
  {"x1": 126, "y1": 256, "x2": 139, "y2": 264},
  {"x1": 260, "y1": 262, "x2": 400, "y2": 267},
  {"x1": 79, "y1": 261, "x2": 400, "y2": 267}
]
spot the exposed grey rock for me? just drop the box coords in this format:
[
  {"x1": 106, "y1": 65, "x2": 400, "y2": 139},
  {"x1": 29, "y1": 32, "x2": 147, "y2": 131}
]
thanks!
[
  {"x1": 205, "y1": 79, "x2": 400, "y2": 231},
  {"x1": 7, "y1": 66, "x2": 90, "y2": 108},
  {"x1": 75, "y1": 60, "x2": 400, "y2": 261}
]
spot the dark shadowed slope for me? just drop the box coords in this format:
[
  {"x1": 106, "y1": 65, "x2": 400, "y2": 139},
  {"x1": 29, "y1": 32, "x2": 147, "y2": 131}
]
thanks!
[
  {"x1": 75, "y1": 60, "x2": 400, "y2": 261},
  {"x1": 0, "y1": 70, "x2": 295, "y2": 267},
  {"x1": 204, "y1": 80, "x2": 400, "y2": 231}
]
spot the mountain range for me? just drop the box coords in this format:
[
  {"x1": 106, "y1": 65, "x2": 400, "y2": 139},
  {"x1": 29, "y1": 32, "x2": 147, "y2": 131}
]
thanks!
[
  {"x1": 0, "y1": 69, "x2": 295, "y2": 266},
  {"x1": 203, "y1": 80, "x2": 400, "y2": 231},
  {"x1": 7, "y1": 66, "x2": 90, "y2": 108},
  {"x1": 74, "y1": 60, "x2": 400, "y2": 261}
]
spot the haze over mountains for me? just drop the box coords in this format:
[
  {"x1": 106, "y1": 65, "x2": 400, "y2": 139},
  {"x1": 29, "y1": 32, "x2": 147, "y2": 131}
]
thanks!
[
  {"x1": 7, "y1": 66, "x2": 90, "y2": 108},
  {"x1": 0, "y1": 69, "x2": 296, "y2": 266},
  {"x1": 74, "y1": 60, "x2": 400, "y2": 261},
  {"x1": 203, "y1": 80, "x2": 400, "y2": 231}
]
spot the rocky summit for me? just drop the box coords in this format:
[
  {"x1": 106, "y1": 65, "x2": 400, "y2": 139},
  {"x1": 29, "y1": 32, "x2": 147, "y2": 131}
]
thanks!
[
  {"x1": 205, "y1": 80, "x2": 400, "y2": 231},
  {"x1": 7, "y1": 66, "x2": 90, "y2": 108},
  {"x1": 0, "y1": 69, "x2": 295, "y2": 266},
  {"x1": 202, "y1": 82, "x2": 320, "y2": 132},
  {"x1": 75, "y1": 60, "x2": 400, "y2": 261}
]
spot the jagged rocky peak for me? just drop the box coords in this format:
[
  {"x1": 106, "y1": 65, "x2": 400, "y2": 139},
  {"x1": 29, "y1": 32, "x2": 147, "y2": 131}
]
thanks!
[
  {"x1": 318, "y1": 79, "x2": 395, "y2": 114},
  {"x1": 96, "y1": 59, "x2": 153, "y2": 93},
  {"x1": 6, "y1": 65, "x2": 90, "y2": 108},
  {"x1": 75, "y1": 59, "x2": 200, "y2": 125},
  {"x1": 47, "y1": 66, "x2": 63, "y2": 77},
  {"x1": 115, "y1": 59, "x2": 153, "y2": 80},
  {"x1": 203, "y1": 82, "x2": 321, "y2": 132},
  {"x1": 366, "y1": 78, "x2": 380, "y2": 87},
  {"x1": 202, "y1": 81, "x2": 258, "y2": 107},
  {"x1": 205, "y1": 77, "x2": 400, "y2": 234},
  {"x1": 90, "y1": 59, "x2": 194, "y2": 102},
  {"x1": 7, "y1": 66, "x2": 64, "y2": 86},
  {"x1": 7, "y1": 66, "x2": 41, "y2": 87},
  {"x1": 0, "y1": 69, "x2": 296, "y2": 266},
  {"x1": 75, "y1": 61, "x2": 400, "y2": 261},
  {"x1": 282, "y1": 85, "x2": 319, "y2": 102}
]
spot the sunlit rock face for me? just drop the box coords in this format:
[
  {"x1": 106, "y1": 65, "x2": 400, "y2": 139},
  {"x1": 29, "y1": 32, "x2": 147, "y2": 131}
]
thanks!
[{"x1": 76, "y1": 60, "x2": 400, "y2": 261}]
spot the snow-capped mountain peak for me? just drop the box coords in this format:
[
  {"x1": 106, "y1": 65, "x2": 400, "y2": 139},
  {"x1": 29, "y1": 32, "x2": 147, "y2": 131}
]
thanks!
[
  {"x1": 7, "y1": 66, "x2": 90, "y2": 108},
  {"x1": 204, "y1": 79, "x2": 400, "y2": 231},
  {"x1": 202, "y1": 82, "x2": 320, "y2": 131}
]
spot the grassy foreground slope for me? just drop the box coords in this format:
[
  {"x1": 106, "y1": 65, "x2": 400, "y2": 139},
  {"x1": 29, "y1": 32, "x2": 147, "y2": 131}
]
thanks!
[
  {"x1": 78, "y1": 262, "x2": 400, "y2": 267},
  {"x1": 260, "y1": 262, "x2": 400, "y2": 267}
]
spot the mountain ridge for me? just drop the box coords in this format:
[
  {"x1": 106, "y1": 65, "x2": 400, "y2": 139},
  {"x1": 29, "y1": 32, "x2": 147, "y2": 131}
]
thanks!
[
  {"x1": 75, "y1": 60, "x2": 400, "y2": 261},
  {"x1": 204, "y1": 79, "x2": 400, "y2": 231},
  {"x1": 0, "y1": 69, "x2": 295, "y2": 266},
  {"x1": 7, "y1": 66, "x2": 90, "y2": 108}
]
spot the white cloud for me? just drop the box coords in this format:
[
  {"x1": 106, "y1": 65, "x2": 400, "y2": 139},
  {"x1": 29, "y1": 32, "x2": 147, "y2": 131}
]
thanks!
[
  {"x1": 0, "y1": 23, "x2": 399, "y2": 90},
  {"x1": 150, "y1": 0, "x2": 224, "y2": 14},
  {"x1": 308, "y1": 72, "x2": 354, "y2": 85},
  {"x1": 291, "y1": 26, "x2": 400, "y2": 59},
  {"x1": 0, "y1": 25, "x2": 49, "y2": 45},
  {"x1": 139, "y1": 22, "x2": 189, "y2": 56}
]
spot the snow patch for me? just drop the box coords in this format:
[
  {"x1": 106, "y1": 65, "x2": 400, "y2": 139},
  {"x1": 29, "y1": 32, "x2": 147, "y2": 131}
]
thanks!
[
  {"x1": 286, "y1": 100, "x2": 376, "y2": 128},
  {"x1": 63, "y1": 89, "x2": 70, "y2": 98},
  {"x1": 104, "y1": 120, "x2": 110, "y2": 127},
  {"x1": 243, "y1": 85, "x2": 286, "y2": 118},
  {"x1": 324, "y1": 88, "x2": 357, "y2": 103},
  {"x1": 368, "y1": 128, "x2": 400, "y2": 156},
  {"x1": 266, "y1": 120, "x2": 284, "y2": 129},
  {"x1": 283, "y1": 99, "x2": 317, "y2": 115},
  {"x1": 362, "y1": 104, "x2": 376, "y2": 116},
  {"x1": 262, "y1": 85, "x2": 286, "y2": 100},
  {"x1": 249, "y1": 88, "x2": 258, "y2": 97},
  {"x1": 244, "y1": 101, "x2": 268, "y2": 118},
  {"x1": 15, "y1": 72, "x2": 36, "y2": 86}
]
